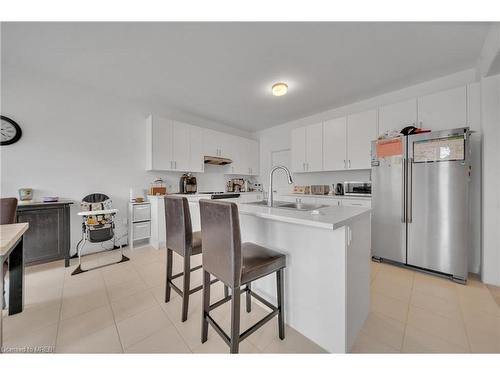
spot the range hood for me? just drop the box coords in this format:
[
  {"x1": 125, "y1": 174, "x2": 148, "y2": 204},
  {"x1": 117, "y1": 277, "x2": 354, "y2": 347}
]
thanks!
[{"x1": 204, "y1": 155, "x2": 233, "y2": 165}]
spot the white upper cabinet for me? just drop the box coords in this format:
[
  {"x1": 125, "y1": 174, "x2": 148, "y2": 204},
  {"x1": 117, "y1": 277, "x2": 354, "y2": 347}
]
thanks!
[
  {"x1": 306, "y1": 123, "x2": 323, "y2": 172},
  {"x1": 146, "y1": 115, "x2": 173, "y2": 171},
  {"x1": 378, "y1": 99, "x2": 417, "y2": 136},
  {"x1": 417, "y1": 86, "x2": 467, "y2": 131},
  {"x1": 147, "y1": 115, "x2": 258, "y2": 174},
  {"x1": 229, "y1": 137, "x2": 259, "y2": 175},
  {"x1": 323, "y1": 116, "x2": 347, "y2": 171},
  {"x1": 202, "y1": 128, "x2": 234, "y2": 159},
  {"x1": 291, "y1": 123, "x2": 323, "y2": 173},
  {"x1": 291, "y1": 126, "x2": 307, "y2": 173},
  {"x1": 347, "y1": 109, "x2": 377, "y2": 170},
  {"x1": 189, "y1": 125, "x2": 204, "y2": 173},
  {"x1": 203, "y1": 128, "x2": 222, "y2": 157},
  {"x1": 172, "y1": 121, "x2": 191, "y2": 171},
  {"x1": 248, "y1": 139, "x2": 259, "y2": 175}
]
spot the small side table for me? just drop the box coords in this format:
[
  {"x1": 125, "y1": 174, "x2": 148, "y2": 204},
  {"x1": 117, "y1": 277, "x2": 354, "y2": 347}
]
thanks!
[{"x1": 128, "y1": 202, "x2": 151, "y2": 248}]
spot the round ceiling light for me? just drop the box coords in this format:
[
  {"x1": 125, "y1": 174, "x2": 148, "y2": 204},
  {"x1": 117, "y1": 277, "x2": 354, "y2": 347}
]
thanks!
[{"x1": 272, "y1": 82, "x2": 288, "y2": 97}]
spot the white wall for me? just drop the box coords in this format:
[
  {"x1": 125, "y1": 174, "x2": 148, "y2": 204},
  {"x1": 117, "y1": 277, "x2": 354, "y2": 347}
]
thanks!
[
  {"x1": 0, "y1": 65, "x2": 251, "y2": 254},
  {"x1": 255, "y1": 68, "x2": 483, "y2": 275},
  {"x1": 480, "y1": 74, "x2": 500, "y2": 286}
]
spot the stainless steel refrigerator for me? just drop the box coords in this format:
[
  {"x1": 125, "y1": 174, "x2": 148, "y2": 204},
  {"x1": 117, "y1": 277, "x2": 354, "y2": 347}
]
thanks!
[{"x1": 371, "y1": 127, "x2": 471, "y2": 283}]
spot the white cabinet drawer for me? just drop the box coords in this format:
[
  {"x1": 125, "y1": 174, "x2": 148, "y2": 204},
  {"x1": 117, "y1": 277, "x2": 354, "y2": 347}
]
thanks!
[
  {"x1": 133, "y1": 204, "x2": 151, "y2": 222},
  {"x1": 321, "y1": 198, "x2": 342, "y2": 206},
  {"x1": 341, "y1": 199, "x2": 371, "y2": 208},
  {"x1": 133, "y1": 222, "x2": 151, "y2": 240}
]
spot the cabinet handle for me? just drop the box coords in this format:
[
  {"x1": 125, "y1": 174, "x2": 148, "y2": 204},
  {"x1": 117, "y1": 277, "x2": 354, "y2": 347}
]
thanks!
[
  {"x1": 348, "y1": 160, "x2": 351, "y2": 168},
  {"x1": 170, "y1": 161, "x2": 173, "y2": 169}
]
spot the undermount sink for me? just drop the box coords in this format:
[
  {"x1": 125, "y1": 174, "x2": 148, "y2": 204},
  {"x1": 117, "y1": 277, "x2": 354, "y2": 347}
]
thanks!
[
  {"x1": 245, "y1": 200, "x2": 327, "y2": 211},
  {"x1": 277, "y1": 202, "x2": 327, "y2": 211}
]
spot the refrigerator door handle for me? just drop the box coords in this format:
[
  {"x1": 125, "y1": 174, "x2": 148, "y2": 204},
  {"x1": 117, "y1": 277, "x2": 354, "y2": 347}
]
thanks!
[
  {"x1": 407, "y1": 157, "x2": 413, "y2": 223},
  {"x1": 402, "y1": 157, "x2": 406, "y2": 223}
]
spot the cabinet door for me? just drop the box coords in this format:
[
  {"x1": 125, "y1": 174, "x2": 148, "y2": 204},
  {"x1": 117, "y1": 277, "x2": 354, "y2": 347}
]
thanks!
[
  {"x1": 203, "y1": 128, "x2": 221, "y2": 157},
  {"x1": 306, "y1": 123, "x2": 323, "y2": 172},
  {"x1": 347, "y1": 109, "x2": 377, "y2": 170},
  {"x1": 227, "y1": 136, "x2": 245, "y2": 174},
  {"x1": 189, "y1": 125, "x2": 204, "y2": 172},
  {"x1": 291, "y1": 127, "x2": 307, "y2": 173},
  {"x1": 379, "y1": 99, "x2": 417, "y2": 136},
  {"x1": 219, "y1": 132, "x2": 234, "y2": 159},
  {"x1": 172, "y1": 121, "x2": 191, "y2": 171},
  {"x1": 248, "y1": 139, "x2": 259, "y2": 175},
  {"x1": 17, "y1": 207, "x2": 65, "y2": 264},
  {"x1": 417, "y1": 86, "x2": 467, "y2": 131},
  {"x1": 323, "y1": 117, "x2": 347, "y2": 171},
  {"x1": 150, "y1": 115, "x2": 173, "y2": 170}
]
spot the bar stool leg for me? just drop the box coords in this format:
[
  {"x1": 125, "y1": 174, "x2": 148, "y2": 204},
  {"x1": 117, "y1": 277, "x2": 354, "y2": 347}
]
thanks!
[
  {"x1": 201, "y1": 270, "x2": 211, "y2": 343},
  {"x1": 277, "y1": 269, "x2": 285, "y2": 340},
  {"x1": 165, "y1": 249, "x2": 173, "y2": 303},
  {"x1": 246, "y1": 282, "x2": 252, "y2": 313},
  {"x1": 181, "y1": 255, "x2": 191, "y2": 322},
  {"x1": 230, "y1": 286, "x2": 241, "y2": 354}
]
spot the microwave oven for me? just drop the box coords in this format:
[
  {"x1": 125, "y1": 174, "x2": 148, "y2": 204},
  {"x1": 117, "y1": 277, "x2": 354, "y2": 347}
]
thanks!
[{"x1": 343, "y1": 181, "x2": 371, "y2": 196}]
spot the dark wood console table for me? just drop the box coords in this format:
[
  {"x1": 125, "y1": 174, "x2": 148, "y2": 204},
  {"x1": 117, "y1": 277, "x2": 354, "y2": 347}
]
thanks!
[{"x1": 16, "y1": 200, "x2": 73, "y2": 267}]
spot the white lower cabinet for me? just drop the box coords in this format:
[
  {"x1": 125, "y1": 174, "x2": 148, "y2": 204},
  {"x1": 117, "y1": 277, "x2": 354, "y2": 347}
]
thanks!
[{"x1": 341, "y1": 199, "x2": 371, "y2": 208}]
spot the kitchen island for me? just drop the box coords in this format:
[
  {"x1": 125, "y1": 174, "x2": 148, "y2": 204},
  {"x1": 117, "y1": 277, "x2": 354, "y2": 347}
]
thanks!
[
  {"x1": 185, "y1": 196, "x2": 371, "y2": 353},
  {"x1": 148, "y1": 194, "x2": 371, "y2": 352}
]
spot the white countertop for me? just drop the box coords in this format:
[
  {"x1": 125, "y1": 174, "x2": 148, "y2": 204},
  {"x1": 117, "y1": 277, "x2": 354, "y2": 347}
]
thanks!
[
  {"x1": 237, "y1": 203, "x2": 371, "y2": 230},
  {"x1": 282, "y1": 193, "x2": 372, "y2": 200}
]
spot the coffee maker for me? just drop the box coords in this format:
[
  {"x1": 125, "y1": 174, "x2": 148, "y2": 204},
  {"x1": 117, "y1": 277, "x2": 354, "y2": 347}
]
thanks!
[{"x1": 179, "y1": 173, "x2": 197, "y2": 194}]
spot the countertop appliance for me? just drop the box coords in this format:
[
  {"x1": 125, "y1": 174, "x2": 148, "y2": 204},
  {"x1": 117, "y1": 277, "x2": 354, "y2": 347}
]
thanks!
[
  {"x1": 179, "y1": 173, "x2": 197, "y2": 194},
  {"x1": 334, "y1": 183, "x2": 344, "y2": 196},
  {"x1": 371, "y1": 127, "x2": 471, "y2": 283},
  {"x1": 343, "y1": 182, "x2": 371, "y2": 196},
  {"x1": 310, "y1": 185, "x2": 330, "y2": 195}
]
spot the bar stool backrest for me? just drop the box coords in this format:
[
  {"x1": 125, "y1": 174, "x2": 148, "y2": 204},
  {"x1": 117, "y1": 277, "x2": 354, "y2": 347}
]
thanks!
[
  {"x1": 165, "y1": 196, "x2": 193, "y2": 257},
  {"x1": 0, "y1": 197, "x2": 18, "y2": 225},
  {"x1": 199, "y1": 199, "x2": 242, "y2": 288}
]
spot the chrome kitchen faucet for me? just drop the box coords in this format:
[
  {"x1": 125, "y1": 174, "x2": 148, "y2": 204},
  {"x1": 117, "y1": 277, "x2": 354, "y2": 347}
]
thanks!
[{"x1": 268, "y1": 166, "x2": 293, "y2": 207}]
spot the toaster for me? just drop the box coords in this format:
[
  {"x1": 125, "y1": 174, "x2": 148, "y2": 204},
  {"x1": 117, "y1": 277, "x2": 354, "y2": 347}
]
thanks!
[{"x1": 310, "y1": 185, "x2": 330, "y2": 195}]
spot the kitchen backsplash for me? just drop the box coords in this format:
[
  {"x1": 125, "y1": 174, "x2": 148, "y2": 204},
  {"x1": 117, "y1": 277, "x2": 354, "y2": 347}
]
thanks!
[{"x1": 288, "y1": 169, "x2": 371, "y2": 190}]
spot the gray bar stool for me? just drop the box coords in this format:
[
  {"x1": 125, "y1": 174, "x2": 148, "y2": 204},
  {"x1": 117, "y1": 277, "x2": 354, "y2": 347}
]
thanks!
[
  {"x1": 164, "y1": 196, "x2": 228, "y2": 322},
  {"x1": 199, "y1": 199, "x2": 286, "y2": 353}
]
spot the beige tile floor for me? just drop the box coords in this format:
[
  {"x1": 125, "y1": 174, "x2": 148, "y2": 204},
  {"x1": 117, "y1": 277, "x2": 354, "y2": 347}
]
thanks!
[
  {"x1": 1, "y1": 246, "x2": 325, "y2": 354},
  {"x1": 352, "y1": 261, "x2": 500, "y2": 353},
  {"x1": 2, "y1": 246, "x2": 499, "y2": 354}
]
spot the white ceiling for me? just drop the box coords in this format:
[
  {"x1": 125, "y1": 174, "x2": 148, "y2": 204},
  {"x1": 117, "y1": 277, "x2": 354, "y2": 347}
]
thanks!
[{"x1": 1, "y1": 22, "x2": 490, "y2": 131}]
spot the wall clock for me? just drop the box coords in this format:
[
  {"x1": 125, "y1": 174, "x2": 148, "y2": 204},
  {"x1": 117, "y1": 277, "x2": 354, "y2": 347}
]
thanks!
[{"x1": 1, "y1": 115, "x2": 22, "y2": 145}]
